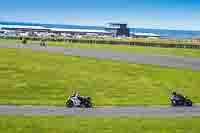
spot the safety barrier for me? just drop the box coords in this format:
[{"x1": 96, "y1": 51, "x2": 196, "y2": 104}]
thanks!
[{"x1": 1, "y1": 36, "x2": 200, "y2": 49}]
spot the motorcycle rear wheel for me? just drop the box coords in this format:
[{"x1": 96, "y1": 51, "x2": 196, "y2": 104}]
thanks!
[{"x1": 185, "y1": 100, "x2": 192, "y2": 107}]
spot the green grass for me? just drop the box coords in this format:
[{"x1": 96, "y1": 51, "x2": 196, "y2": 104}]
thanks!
[
  {"x1": 0, "y1": 116, "x2": 200, "y2": 133},
  {"x1": 1, "y1": 38, "x2": 200, "y2": 58},
  {"x1": 0, "y1": 48, "x2": 200, "y2": 106},
  {"x1": 0, "y1": 39, "x2": 21, "y2": 43}
]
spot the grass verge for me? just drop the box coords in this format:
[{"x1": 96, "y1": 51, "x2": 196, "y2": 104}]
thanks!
[{"x1": 0, "y1": 116, "x2": 200, "y2": 133}]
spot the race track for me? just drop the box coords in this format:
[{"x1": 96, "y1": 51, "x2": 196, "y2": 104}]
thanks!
[
  {"x1": 0, "y1": 105, "x2": 200, "y2": 117},
  {"x1": 0, "y1": 42, "x2": 200, "y2": 70}
]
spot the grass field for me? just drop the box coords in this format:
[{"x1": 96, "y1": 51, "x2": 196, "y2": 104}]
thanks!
[
  {"x1": 0, "y1": 48, "x2": 200, "y2": 106},
  {"x1": 0, "y1": 39, "x2": 21, "y2": 43},
  {"x1": 0, "y1": 116, "x2": 200, "y2": 133},
  {"x1": 1, "y1": 39, "x2": 200, "y2": 58}
]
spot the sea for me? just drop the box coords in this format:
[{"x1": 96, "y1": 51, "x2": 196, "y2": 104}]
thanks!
[{"x1": 1, "y1": 21, "x2": 200, "y2": 39}]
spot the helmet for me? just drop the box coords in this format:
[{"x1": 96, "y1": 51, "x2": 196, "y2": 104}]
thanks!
[
  {"x1": 73, "y1": 91, "x2": 80, "y2": 97},
  {"x1": 172, "y1": 91, "x2": 176, "y2": 95}
]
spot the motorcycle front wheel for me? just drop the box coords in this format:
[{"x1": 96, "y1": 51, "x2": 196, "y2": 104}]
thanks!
[
  {"x1": 171, "y1": 100, "x2": 177, "y2": 106},
  {"x1": 66, "y1": 100, "x2": 74, "y2": 108}
]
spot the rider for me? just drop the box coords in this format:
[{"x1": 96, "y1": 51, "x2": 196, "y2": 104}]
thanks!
[
  {"x1": 40, "y1": 38, "x2": 46, "y2": 46},
  {"x1": 72, "y1": 91, "x2": 78, "y2": 97},
  {"x1": 171, "y1": 92, "x2": 179, "y2": 101},
  {"x1": 72, "y1": 91, "x2": 84, "y2": 102},
  {"x1": 171, "y1": 91, "x2": 185, "y2": 101}
]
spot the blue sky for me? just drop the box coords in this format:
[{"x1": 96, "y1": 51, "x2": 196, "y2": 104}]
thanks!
[{"x1": 0, "y1": 0, "x2": 200, "y2": 30}]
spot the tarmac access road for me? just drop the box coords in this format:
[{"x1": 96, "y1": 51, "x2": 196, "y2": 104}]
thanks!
[
  {"x1": 0, "y1": 105, "x2": 200, "y2": 117},
  {"x1": 0, "y1": 42, "x2": 200, "y2": 71}
]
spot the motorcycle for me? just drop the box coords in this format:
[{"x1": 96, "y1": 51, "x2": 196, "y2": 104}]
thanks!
[
  {"x1": 40, "y1": 40, "x2": 47, "y2": 47},
  {"x1": 66, "y1": 95, "x2": 92, "y2": 108},
  {"x1": 171, "y1": 95, "x2": 192, "y2": 107}
]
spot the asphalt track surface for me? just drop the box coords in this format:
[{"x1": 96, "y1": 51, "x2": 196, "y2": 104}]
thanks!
[
  {"x1": 0, "y1": 42, "x2": 200, "y2": 116},
  {"x1": 0, "y1": 105, "x2": 200, "y2": 116},
  {"x1": 0, "y1": 42, "x2": 200, "y2": 71}
]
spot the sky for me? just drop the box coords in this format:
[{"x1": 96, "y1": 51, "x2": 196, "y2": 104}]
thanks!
[{"x1": 0, "y1": 0, "x2": 200, "y2": 30}]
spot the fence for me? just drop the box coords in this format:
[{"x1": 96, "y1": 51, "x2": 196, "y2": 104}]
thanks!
[{"x1": 1, "y1": 36, "x2": 200, "y2": 49}]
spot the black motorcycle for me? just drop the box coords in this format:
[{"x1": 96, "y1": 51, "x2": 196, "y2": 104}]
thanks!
[
  {"x1": 171, "y1": 95, "x2": 192, "y2": 107},
  {"x1": 80, "y1": 96, "x2": 92, "y2": 108}
]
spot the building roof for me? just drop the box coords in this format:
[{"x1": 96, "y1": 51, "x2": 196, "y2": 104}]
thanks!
[
  {"x1": 0, "y1": 25, "x2": 48, "y2": 30},
  {"x1": 49, "y1": 28, "x2": 111, "y2": 33},
  {"x1": 0, "y1": 24, "x2": 111, "y2": 34},
  {"x1": 132, "y1": 32, "x2": 160, "y2": 37},
  {"x1": 107, "y1": 23, "x2": 127, "y2": 25}
]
